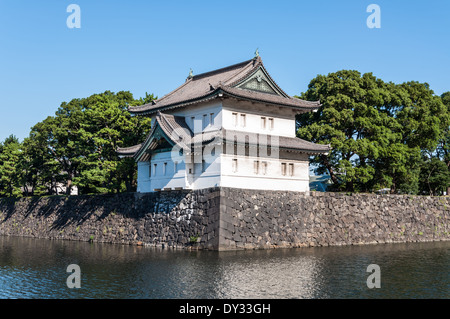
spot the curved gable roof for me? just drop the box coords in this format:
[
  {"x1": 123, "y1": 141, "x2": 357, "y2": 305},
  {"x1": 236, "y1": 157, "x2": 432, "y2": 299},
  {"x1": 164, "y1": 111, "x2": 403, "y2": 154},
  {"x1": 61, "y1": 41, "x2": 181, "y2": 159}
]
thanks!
[
  {"x1": 117, "y1": 112, "x2": 331, "y2": 160},
  {"x1": 131, "y1": 112, "x2": 193, "y2": 161},
  {"x1": 128, "y1": 56, "x2": 320, "y2": 115}
]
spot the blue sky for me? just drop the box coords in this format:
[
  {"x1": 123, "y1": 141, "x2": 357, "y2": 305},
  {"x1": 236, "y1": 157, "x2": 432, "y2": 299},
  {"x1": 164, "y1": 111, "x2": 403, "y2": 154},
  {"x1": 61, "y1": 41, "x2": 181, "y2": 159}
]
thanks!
[{"x1": 0, "y1": 0, "x2": 449, "y2": 142}]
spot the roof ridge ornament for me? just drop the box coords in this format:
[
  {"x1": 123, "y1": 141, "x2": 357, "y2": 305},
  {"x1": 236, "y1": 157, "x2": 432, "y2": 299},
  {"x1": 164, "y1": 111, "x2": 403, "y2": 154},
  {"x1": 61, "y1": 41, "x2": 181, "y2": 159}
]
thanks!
[
  {"x1": 187, "y1": 68, "x2": 194, "y2": 80},
  {"x1": 254, "y1": 48, "x2": 259, "y2": 58}
]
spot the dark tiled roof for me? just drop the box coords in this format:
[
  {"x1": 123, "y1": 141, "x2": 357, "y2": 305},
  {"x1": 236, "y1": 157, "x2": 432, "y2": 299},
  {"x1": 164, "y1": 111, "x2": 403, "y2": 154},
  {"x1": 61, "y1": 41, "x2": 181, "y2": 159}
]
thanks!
[
  {"x1": 220, "y1": 129, "x2": 330, "y2": 154},
  {"x1": 156, "y1": 112, "x2": 193, "y2": 147},
  {"x1": 219, "y1": 86, "x2": 320, "y2": 109},
  {"x1": 117, "y1": 144, "x2": 142, "y2": 157},
  {"x1": 132, "y1": 112, "x2": 192, "y2": 161},
  {"x1": 129, "y1": 57, "x2": 320, "y2": 115}
]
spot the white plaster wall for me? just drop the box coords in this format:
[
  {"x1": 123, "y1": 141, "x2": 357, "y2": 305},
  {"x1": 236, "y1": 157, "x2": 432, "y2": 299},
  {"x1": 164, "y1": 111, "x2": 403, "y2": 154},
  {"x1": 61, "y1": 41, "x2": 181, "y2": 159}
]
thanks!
[
  {"x1": 137, "y1": 151, "x2": 186, "y2": 192},
  {"x1": 221, "y1": 108, "x2": 296, "y2": 138},
  {"x1": 137, "y1": 149, "x2": 222, "y2": 192},
  {"x1": 137, "y1": 161, "x2": 151, "y2": 193},
  {"x1": 220, "y1": 175, "x2": 309, "y2": 192},
  {"x1": 185, "y1": 151, "x2": 221, "y2": 189},
  {"x1": 169, "y1": 101, "x2": 223, "y2": 134},
  {"x1": 138, "y1": 149, "x2": 310, "y2": 192},
  {"x1": 219, "y1": 153, "x2": 310, "y2": 192},
  {"x1": 162, "y1": 99, "x2": 297, "y2": 137}
]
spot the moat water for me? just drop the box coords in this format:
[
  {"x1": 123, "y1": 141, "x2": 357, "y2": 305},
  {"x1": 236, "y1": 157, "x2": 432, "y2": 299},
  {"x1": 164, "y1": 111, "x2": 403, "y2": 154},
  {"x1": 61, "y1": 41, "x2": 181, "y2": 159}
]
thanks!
[{"x1": 0, "y1": 236, "x2": 448, "y2": 299}]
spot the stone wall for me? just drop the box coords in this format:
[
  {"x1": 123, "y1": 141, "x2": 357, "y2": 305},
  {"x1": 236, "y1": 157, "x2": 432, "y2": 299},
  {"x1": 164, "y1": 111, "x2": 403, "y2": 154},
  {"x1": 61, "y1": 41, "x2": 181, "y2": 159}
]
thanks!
[
  {"x1": 218, "y1": 188, "x2": 450, "y2": 249},
  {"x1": 0, "y1": 188, "x2": 220, "y2": 250},
  {"x1": 0, "y1": 187, "x2": 449, "y2": 250}
]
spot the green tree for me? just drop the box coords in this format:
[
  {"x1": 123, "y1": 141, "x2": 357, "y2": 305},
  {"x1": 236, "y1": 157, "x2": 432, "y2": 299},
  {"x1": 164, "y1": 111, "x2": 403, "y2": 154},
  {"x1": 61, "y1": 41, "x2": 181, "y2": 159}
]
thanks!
[
  {"x1": 139, "y1": 92, "x2": 157, "y2": 105},
  {"x1": 424, "y1": 91, "x2": 450, "y2": 195},
  {"x1": 396, "y1": 82, "x2": 447, "y2": 153},
  {"x1": 72, "y1": 90, "x2": 152, "y2": 193},
  {"x1": 21, "y1": 122, "x2": 62, "y2": 196},
  {"x1": 437, "y1": 92, "x2": 450, "y2": 169},
  {"x1": 42, "y1": 102, "x2": 85, "y2": 195},
  {"x1": 26, "y1": 90, "x2": 153, "y2": 195},
  {"x1": 0, "y1": 135, "x2": 22, "y2": 197},
  {"x1": 296, "y1": 70, "x2": 447, "y2": 194},
  {"x1": 419, "y1": 157, "x2": 450, "y2": 195}
]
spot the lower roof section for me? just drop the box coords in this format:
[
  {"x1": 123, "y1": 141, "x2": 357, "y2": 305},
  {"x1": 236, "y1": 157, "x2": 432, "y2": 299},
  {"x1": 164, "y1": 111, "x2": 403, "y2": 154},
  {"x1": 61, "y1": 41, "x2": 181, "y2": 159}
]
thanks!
[{"x1": 117, "y1": 113, "x2": 330, "y2": 160}]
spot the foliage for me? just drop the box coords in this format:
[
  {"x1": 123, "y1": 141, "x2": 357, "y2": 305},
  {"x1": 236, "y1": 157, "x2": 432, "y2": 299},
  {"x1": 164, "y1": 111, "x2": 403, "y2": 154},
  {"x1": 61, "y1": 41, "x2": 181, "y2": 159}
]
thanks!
[
  {"x1": 437, "y1": 92, "x2": 450, "y2": 168},
  {"x1": 189, "y1": 234, "x2": 200, "y2": 244},
  {"x1": 0, "y1": 91, "x2": 154, "y2": 197},
  {"x1": 418, "y1": 157, "x2": 450, "y2": 196},
  {"x1": 0, "y1": 135, "x2": 22, "y2": 197},
  {"x1": 296, "y1": 71, "x2": 449, "y2": 194},
  {"x1": 54, "y1": 90, "x2": 153, "y2": 194}
]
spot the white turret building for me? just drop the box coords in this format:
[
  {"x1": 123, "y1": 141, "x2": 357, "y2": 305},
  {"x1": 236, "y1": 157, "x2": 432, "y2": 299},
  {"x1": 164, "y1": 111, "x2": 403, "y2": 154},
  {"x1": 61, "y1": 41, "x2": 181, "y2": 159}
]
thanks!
[{"x1": 118, "y1": 55, "x2": 330, "y2": 192}]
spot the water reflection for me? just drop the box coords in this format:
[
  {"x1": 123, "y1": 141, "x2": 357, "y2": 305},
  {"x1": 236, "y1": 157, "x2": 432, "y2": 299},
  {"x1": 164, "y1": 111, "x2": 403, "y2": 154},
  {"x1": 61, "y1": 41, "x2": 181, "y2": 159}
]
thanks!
[
  {"x1": 0, "y1": 236, "x2": 449, "y2": 299},
  {"x1": 208, "y1": 250, "x2": 324, "y2": 298}
]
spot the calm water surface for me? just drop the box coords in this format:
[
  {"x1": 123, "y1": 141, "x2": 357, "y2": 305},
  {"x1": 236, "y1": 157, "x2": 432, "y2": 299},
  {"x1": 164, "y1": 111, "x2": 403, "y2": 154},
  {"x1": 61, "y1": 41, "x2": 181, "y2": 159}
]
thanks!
[{"x1": 0, "y1": 236, "x2": 448, "y2": 299}]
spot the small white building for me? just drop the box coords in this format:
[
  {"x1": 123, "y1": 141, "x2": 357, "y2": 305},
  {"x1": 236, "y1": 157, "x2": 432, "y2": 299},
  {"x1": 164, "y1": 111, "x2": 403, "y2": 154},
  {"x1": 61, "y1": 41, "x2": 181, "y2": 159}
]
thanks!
[{"x1": 118, "y1": 55, "x2": 330, "y2": 192}]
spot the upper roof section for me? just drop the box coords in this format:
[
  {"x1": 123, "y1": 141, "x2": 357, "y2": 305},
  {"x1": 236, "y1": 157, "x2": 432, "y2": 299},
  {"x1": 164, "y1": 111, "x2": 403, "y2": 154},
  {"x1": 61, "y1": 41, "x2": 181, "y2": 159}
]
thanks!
[{"x1": 128, "y1": 56, "x2": 320, "y2": 115}]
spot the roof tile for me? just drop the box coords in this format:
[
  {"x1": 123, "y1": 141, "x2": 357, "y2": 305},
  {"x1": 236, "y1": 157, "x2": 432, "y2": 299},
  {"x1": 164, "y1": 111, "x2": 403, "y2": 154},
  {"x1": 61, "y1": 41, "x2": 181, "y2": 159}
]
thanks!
[{"x1": 129, "y1": 57, "x2": 320, "y2": 114}]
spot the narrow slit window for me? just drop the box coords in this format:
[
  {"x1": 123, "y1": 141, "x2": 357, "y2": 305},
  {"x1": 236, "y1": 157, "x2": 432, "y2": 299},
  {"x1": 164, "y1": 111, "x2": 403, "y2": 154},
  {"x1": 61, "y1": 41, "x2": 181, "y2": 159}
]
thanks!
[
  {"x1": 240, "y1": 114, "x2": 246, "y2": 127},
  {"x1": 269, "y1": 118, "x2": 274, "y2": 130},
  {"x1": 289, "y1": 163, "x2": 294, "y2": 176},
  {"x1": 261, "y1": 117, "x2": 266, "y2": 130},
  {"x1": 281, "y1": 163, "x2": 287, "y2": 176},
  {"x1": 261, "y1": 161, "x2": 267, "y2": 175},
  {"x1": 232, "y1": 113, "x2": 238, "y2": 127},
  {"x1": 153, "y1": 163, "x2": 157, "y2": 176},
  {"x1": 254, "y1": 160, "x2": 260, "y2": 174},
  {"x1": 232, "y1": 158, "x2": 238, "y2": 173},
  {"x1": 203, "y1": 114, "x2": 208, "y2": 130},
  {"x1": 163, "y1": 162, "x2": 167, "y2": 175},
  {"x1": 210, "y1": 113, "x2": 214, "y2": 126}
]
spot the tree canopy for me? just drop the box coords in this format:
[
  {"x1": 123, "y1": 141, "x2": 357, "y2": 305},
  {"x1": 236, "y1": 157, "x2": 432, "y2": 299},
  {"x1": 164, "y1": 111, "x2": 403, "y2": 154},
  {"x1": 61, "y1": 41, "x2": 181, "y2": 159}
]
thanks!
[
  {"x1": 296, "y1": 70, "x2": 449, "y2": 195},
  {"x1": 0, "y1": 91, "x2": 153, "y2": 196},
  {"x1": 0, "y1": 135, "x2": 22, "y2": 197}
]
